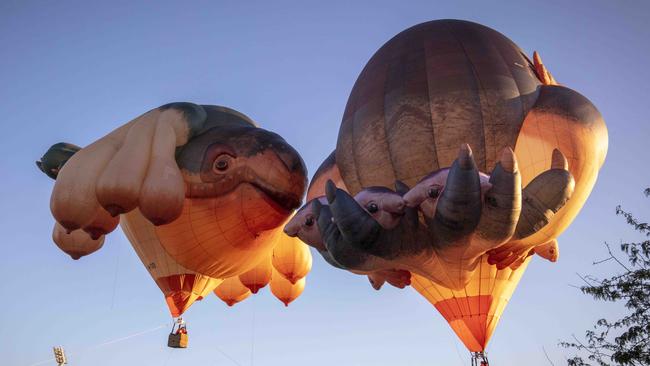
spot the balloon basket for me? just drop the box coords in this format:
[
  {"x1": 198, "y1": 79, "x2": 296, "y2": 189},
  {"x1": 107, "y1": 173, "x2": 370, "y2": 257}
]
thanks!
[
  {"x1": 471, "y1": 352, "x2": 489, "y2": 366},
  {"x1": 168, "y1": 332, "x2": 188, "y2": 348},
  {"x1": 168, "y1": 319, "x2": 188, "y2": 348}
]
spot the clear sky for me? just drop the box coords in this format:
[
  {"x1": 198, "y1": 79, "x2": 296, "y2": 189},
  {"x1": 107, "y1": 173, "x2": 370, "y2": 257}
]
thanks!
[{"x1": 2, "y1": 1, "x2": 649, "y2": 365}]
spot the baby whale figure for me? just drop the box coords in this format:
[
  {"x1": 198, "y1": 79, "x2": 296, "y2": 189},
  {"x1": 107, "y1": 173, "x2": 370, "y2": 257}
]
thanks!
[{"x1": 284, "y1": 187, "x2": 411, "y2": 290}]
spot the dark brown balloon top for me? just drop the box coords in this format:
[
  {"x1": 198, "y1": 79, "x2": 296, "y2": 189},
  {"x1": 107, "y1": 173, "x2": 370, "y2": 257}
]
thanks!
[{"x1": 336, "y1": 19, "x2": 567, "y2": 194}]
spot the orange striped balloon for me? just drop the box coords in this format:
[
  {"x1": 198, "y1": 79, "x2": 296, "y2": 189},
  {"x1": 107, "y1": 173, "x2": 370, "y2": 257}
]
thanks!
[{"x1": 411, "y1": 255, "x2": 530, "y2": 352}]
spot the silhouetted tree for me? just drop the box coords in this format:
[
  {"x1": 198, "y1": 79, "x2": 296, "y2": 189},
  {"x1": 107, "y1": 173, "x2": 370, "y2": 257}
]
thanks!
[{"x1": 561, "y1": 188, "x2": 650, "y2": 365}]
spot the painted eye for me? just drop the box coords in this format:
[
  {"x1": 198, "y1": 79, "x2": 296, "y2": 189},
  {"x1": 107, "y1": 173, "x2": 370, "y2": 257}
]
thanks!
[
  {"x1": 427, "y1": 187, "x2": 440, "y2": 198},
  {"x1": 213, "y1": 154, "x2": 232, "y2": 172},
  {"x1": 305, "y1": 216, "x2": 314, "y2": 227},
  {"x1": 366, "y1": 202, "x2": 379, "y2": 213}
]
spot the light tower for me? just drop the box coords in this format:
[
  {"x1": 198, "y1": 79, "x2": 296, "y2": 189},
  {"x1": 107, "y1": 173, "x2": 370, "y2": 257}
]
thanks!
[{"x1": 53, "y1": 346, "x2": 67, "y2": 365}]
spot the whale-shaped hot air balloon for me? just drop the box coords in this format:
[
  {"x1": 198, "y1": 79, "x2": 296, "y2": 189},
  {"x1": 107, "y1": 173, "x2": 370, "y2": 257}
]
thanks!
[
  {"x1": 43, "y1": 103, "x2": 307, "y2": 278},
  {"x1": 38, "y1": 103, "x2": 309, "y2": 347}
]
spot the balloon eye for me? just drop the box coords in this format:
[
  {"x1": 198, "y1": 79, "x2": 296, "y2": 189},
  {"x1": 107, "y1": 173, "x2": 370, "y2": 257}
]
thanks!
[
  {"x1": 213, "y1": 154, "x2": 232, "y2": 172},
  {"x1": 428, "y1": 187, "x2": 440, "y2": 198},
  {"x1": 305, "y1": 217, "x2": 314, "y2": 227},
  {"x1": 366, "y1": 202, "x2": 379, "y2": 213}
]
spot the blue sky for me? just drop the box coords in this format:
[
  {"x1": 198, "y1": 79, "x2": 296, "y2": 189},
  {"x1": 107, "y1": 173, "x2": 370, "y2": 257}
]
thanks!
[{"x1": 2, "y1": 1, "x2": 649, "y2": 365}]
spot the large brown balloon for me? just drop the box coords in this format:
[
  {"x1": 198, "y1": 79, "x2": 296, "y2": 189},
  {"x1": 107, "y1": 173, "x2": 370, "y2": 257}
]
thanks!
[{"x1": 296, "y1": 19, "x2": 608, "y2": 355}]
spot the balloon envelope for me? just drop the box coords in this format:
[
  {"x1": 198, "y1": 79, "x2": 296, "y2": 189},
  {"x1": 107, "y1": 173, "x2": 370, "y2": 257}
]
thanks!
[
  {"x1": 411, "y1": 256, "x2": 530, "y2": 352},
  {"x1": 121, "y1": 209, "x2": 223, "y2": 317}
]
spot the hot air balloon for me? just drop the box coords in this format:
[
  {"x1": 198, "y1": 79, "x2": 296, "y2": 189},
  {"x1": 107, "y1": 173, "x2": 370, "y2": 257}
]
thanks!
[
  {"x1": 287, "y1": 19, "x2": 607, "y2": 363},
  {"x1": 270, "y1": 268, "x2": 306, "y2": 307},
  {"x1": 38, "y1": 103, "x2": 308, "y2": 348}
]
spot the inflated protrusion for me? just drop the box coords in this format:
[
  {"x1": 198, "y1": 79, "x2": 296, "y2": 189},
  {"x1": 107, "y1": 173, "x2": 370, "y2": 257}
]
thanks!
[
  {"x1": 533, "y1": 51, "x2": 558, "y2": 86},
  {"x1": 378, "y1": 269, "x2": 411, "y2": 289},
  {"x1": 272, "y1": 234, "x2": 313, "y2": 284},
  {"x1": 514, "y1": 150, "x2": 575, "y2": 240},
  {"x1": 326, "y1": 180, "x2": 383, "y2": 251},
  {"x1": 551, "y1": 148, "x2": 568, "y2": 170},
  {"x1": 314, "y1": 199, "x2": 372, "y2": 270},
  {"x1": 534, "y1": 239, "x2": 560, "y2": 262},
  {"x1": 475, "y1": 147, "x2": 521, "y2": 244},
  {"x1": 214, "y1": 277, "x2": 251, "y2": 307},
  {"x1": 36, "y1": 142, "x2": 81, "y2": 179},
  {"x1": 96, "y1": 110, "x2": 159, "y2": 216},
  {"x1": 238, "y1": 255, "x2": 273, "y2": 294},
  {"x1": 433, "y1": 144, "x2": 482, "y2": 245},
  {"x1": 269, "y1": 268, "x2": 305, "y2": 307},
  {"x1": 82, "y1": 207, "x2": 120, "y2": 240},
  {"x1": 52, "y1": 222, "x2": 104, "y2": 260}
]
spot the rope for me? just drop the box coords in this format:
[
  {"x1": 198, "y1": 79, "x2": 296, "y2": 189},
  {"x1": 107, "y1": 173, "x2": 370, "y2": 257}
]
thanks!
[
  {"x1": 250, "y1": 274, "x2": 257, "y2": 366},
  {"x1": 26, "y1": 324, "x2": 167, "y2": 366},
  {"x1": 215, "y1": 346, "x2": 245, "y2": 366}
]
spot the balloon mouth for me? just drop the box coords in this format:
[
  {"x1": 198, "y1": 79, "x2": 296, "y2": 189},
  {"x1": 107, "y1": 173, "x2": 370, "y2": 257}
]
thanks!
[{"x1": 250, "y1": 180, "x2": 302, "y2": 213}]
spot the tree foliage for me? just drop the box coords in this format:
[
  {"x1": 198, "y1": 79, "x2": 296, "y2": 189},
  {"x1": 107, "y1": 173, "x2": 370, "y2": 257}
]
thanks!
[{"x1": 561, "y1": 188, "x2": 650, "y2": 365}]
